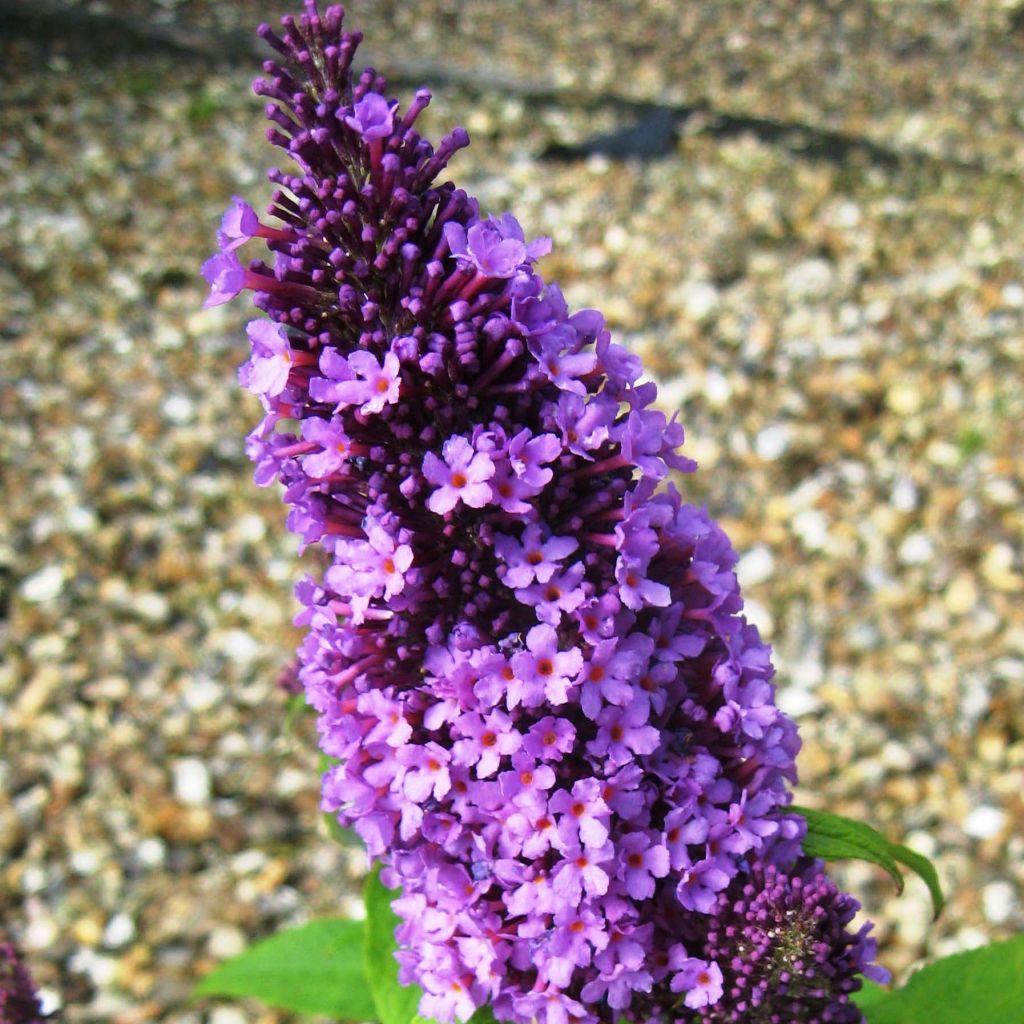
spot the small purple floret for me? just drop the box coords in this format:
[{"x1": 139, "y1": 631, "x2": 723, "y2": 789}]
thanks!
[
  {"x1": 201, "y1": 251, "x2": 245, "y2": 307},
  {"x1": 345, "y1": 91, "x2": 395, "y2": 140},
  {"x1": 219, "y1": 195, "x2": 261, "y2": 251}
]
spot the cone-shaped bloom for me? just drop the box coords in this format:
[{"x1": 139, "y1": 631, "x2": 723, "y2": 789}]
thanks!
[{"x1": 207, "y1": 4, "x2": 884, "y2": 1022}]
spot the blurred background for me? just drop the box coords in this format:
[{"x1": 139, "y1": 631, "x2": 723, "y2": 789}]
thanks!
[{"x1": 1, "y1": 0, "x2": 1023, "y2": 1021}]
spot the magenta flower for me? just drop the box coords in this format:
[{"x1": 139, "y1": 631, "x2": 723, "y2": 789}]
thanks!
[
  {"x1": 444, "y1": 214, "x2": 551, "y2": 279},
  {"x1": 675, "y1": 854, "x2": 732, "y2": 914},
  {"x1": 549, "y1": 779, "x2": 610, "y2": 850},
  {"x1": 201, "y1": 250, "x2": 246, "y2": 306},
  {"x1": 669, "y1": 955, "x2": 723, "y2": 1011},
  {"x1": 300, "y1": 416, "x2": 355, "y2": 478},
  {"x1": 330, "y1": 350, "x2": 402, "y2": 415},
  {"x1": 495, "y1": 525, "x2": 577, "y2": 590},
  {"x1": 345, "y1": 92, "x2": 396, "y2": 140},
  {"x1": 423, "y1": 436, "x2": 495, "y2": 514},
  {"x1": 219, "y1": 196, "x2": 261, "y2": 251},
  {"x1": 509, "y1": 624, "x2": 583, "y2": 708},
  {"x1": 238, "y1": 319, "x2": 294, "y2": 398},
  {"x1": 617, "y1": 831, "x2": 670, "y2": 900},
  {"x1": 210, "y1": 5, "x2": 886, "y2": 1021}
]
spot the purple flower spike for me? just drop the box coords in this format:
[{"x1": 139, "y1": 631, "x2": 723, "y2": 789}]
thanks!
[
  {"x1": 213, "y1": 4, "x2": 885, "y2": 1022},
  {"x1": 0, "y1": 941, "x2": 46, "y2": 1024}
]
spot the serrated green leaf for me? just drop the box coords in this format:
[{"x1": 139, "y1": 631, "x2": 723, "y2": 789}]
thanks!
[
  {"x1": 860, "y1": 933, "x2": 1024, "y2": 1024},
  {"x1": 193, "y1": 918, "x2": 375, "y2": 1019},
  {"x1": 792, "y1": 806, "x2": 944, "y2": 919},
  {"x1": 365, "y1": 865, "x2": 425, "y2": 1024}
]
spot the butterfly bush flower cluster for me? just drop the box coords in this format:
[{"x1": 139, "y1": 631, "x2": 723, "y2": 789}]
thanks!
[
  {"x1": 0, "y1": 941, "x2": 45, "y2": 1024},
  {"x1": 204, "y1": 3, "x2": 884, "y2": 1021}
]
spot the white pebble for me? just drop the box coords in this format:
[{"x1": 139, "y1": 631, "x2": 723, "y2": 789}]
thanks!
[
  {"x1": 230, "y1": 849, "x2": 268, "y2": 875},
  {"x1": 21, "y1": 866, "x2": 48, "y2": 894},
  {"x1": 234, "y1": 513, "x2": 267, "y2": 543},
  {"x1": 784, "y1": 258, "x2": 833, "y2": 299},
  {"x1": 776, "y1": 687, "x2": 822, "y2": 717},
  {"x1": 70, "y1": 849, "x2": 101, "y2": 875},
  {"x1": 37, "y1": 989, "x2": 62, "y2": 1015},
  {"x1": 208, "y1": 925, "x2": 247, "y2": 960},
  {"x1": 20, "y1": 565, "x2": 66, "y2": 603},
  {"x1": 173, "y1": 758, "x2": 211, "y2": 805},
  {"x1": 163, "y1": 394, "x2": 195, "y2": 424},
  {"x1": 793, "y1": 509, "x2": 829, "y2": 551},
  {"x1": 680, "y1": 280, "x2": 720, "y2": 321},
  {"x1": 740, "y1": 597, "x2": 774, "y2": 638},
  {"x1": 216, "y1": 629, "x2": 259, "y2": 665},
  {"x1": 898, "y1": 533, "x2": 934, "y2": 565},
  {"x1": 68, "y1": 950, "x2": 118, "y2": 986},
  {"x1": 24, "y1": 915, "x2": 59, "y2": 952},
  {"x1": 704, "y1": 368, "x2": 732, "y2": 408},
  {"x1": 275, "y1": 767, "x2": 309, "y2": 797},
  {"x1": 183, "y1": 676, "x2": 221, "y2": 712},
  {"x1": 102, "y1": 913, "x2": 136, "y2": 949},
  {"x1": 890, "y1": 477, "x2": 919, "y2": 512},
  {"x1": 210, "y1": 1008, "x2": 248, "y2": 1024},
  {"x1": 737, "y1": 545, "x2": 775, "y2": 588},
  {"x1": 134, "y1": 592, "x2": 170, "y2": 623},
  {"x1": 982, "y1": 881, "x2": 1017, "y2": 925},
  {"x1": 137, "y1": 837, "x2": 166, "y2": 868},
  {"x1": 66, "y1": 506, "x2": 99, "y2": 533},
  {"x1": 963, "y1": 805, "x2": 1007, "y2": 840},
  {"x1": 755, "y1": 424, "x2": 792, "y2": 461},
  {"x1": 880, "y1": 741, "x2": 914, "y2": 772}
]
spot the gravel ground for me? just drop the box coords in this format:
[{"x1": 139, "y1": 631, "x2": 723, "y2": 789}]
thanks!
[{"x1": 1, "y1": 1, "x2": 1022, "y2": 1021}]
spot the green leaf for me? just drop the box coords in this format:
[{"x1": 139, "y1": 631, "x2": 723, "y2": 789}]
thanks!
[
  {"x1": 792, "y1": 806, "x2": 944, "y2": 919},
  {"x1": 852, "y1": 979, "x2": 892, "y2": 1011},
  {"x1": 365, "y1": 865, "x2": 425, "y2": 1024},
  {"x1": 193, "y1": 918, "x2": 376, "y2": 1019},
  {"x1": 283, "y1": 691, "x2": 308, "y2": 734},
  {"x1": 859, "y1": 933, "x2": 1024, "y2": 1024}
]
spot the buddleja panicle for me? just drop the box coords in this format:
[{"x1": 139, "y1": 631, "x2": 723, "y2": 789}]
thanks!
[
  {"x1": 203, "y1": 3, "x2": 885, "y2": 1021},
  {"x1": 0, "y1": 941, "x2": 46, "y2": 1024}
]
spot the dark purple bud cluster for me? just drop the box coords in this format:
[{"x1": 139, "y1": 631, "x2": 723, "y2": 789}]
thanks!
[
  {"x1": 0, "y1": 941, "x2": 45, "y2": 1024},
  {"x1": 689, "y1": 862, "x2": 890, "y2": 1023},
  {"x1": 204, "y1": 3, "x2": 884, "y2": 1022}
]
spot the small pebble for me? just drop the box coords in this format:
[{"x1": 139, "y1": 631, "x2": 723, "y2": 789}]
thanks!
[
  {"x1": 982, "y1": 881, "x2": 1017, "y2": 925},
  {"x1": 210, "y1": 1008, "x2": 248, "y2": 1024},
  {"x1": 898, "y1": 533, "x2": 934, "y2": 565},
  {"x1": 755, "y1": 424, "x2": 792, "y2": 461},
  {"x1": 737, "y1": 545, "x2": 775, "y2": 587},
  {"x1": 173, "y1": 759, "x2": 212, "y2": 805},
  {"x1": 20, "y1": 565, "x2": 66, "y2": 603},
  {"x1": 207, "y1": 925, "x2": 247, "y2": 960},
  {"x1": 963, "y1": 805, "x2": 1007, "y2": 840},
  {"x1": 102, "y1": 913, "x2": 136, "y2": 949}
]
